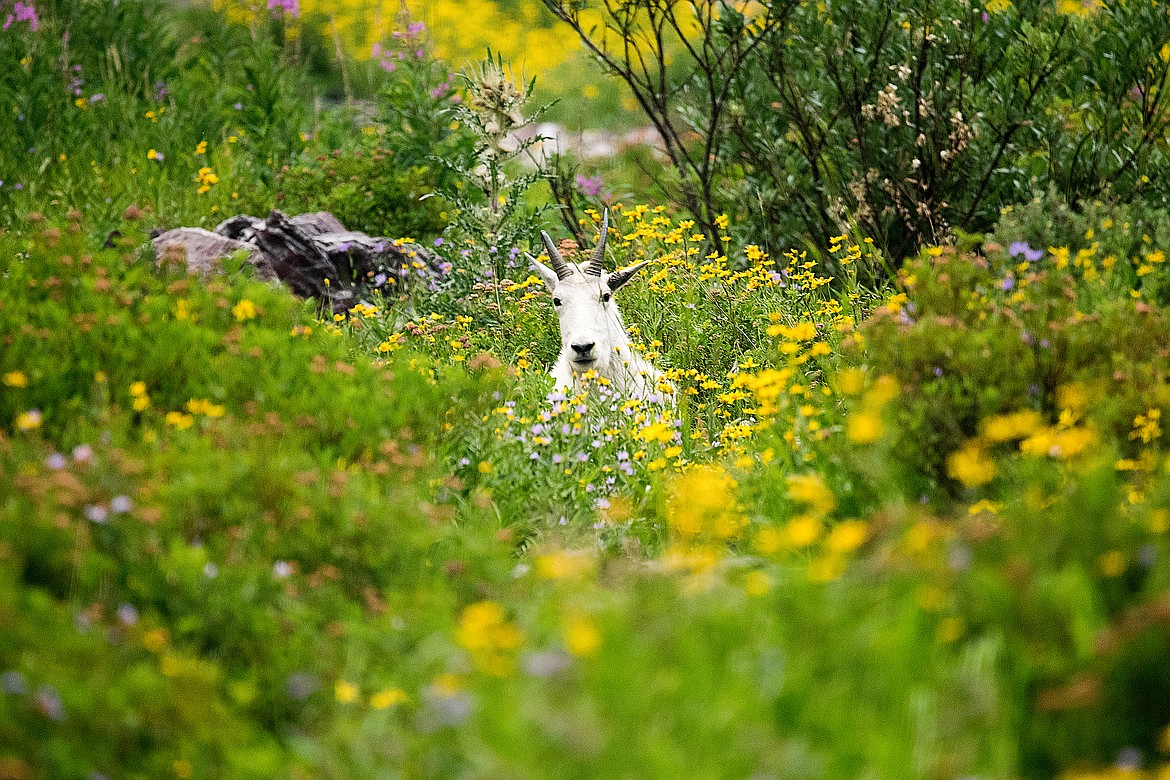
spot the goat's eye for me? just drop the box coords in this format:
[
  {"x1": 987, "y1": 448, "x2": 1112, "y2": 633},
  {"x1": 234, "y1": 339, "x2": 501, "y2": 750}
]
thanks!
[
  {"x1": 601, "y1": 292, "x2": 612, "y2": 303},
  {"x1": 553, "y1": 297, "x2": 562, "y2": 307}
]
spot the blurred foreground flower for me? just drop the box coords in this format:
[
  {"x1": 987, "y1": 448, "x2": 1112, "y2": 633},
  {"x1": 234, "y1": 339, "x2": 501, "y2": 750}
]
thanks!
[
  {"x1": 456, "y1": 601, "x2": 523, "y2": 676},
  {"x1": 16, "y1": 410, "x2": 41, "y2": 430}
]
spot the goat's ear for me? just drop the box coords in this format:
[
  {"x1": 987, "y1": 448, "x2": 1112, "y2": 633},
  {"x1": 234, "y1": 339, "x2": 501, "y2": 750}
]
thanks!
[
  {"x1": 527, "y1": 253, "x2": 559, "y2": 291},
  {"x1": 606, "y1": 259, "x2": 650, "y2": 292}
]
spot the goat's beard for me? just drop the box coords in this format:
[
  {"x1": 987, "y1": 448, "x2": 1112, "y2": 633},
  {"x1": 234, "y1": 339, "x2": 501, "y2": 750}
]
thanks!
[{"x1": 568, "y1": 349, "x2": 611, "y2": 374}]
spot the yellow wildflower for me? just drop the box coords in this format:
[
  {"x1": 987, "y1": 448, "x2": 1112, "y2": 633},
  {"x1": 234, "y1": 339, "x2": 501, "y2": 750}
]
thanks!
[
  {"x1": 786, "y1": 473, "x2": 836, "y2": 516},
  {"x1": 16, "y1": 410, "x2": 42, "y2": 430},
  {"x1": 456, "y1": 601, "x2": 523, "y2": 676},
  {"x1": 370, "y1": 688, "x2": 408, "y2": 710},
  {"x1": 3, "y1": 370, "x2": 28, "y2": 387},
  {"x1": 535, "y1": 549, "x2": 596, "y2": 581},
  {"x1": 232, "y1": 299, "x2": 257, "y2": 321},
  {"x1": 947, "y1": 444, "x2": 996, "y2": 487},
  {"x1": 825, "y1": 520, "x2": 868, "y2": 554},
  {"x1": 563, "y1": 613, "x2": 601, "y2": 658},
  {"x1": 334, "y1": 680, "x2": 359, "y2": 704}
]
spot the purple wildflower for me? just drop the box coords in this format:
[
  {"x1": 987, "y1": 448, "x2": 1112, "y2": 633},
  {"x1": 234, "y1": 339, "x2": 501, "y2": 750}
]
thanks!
[
  {"x1": 285, "y1": 671, "x2": 319, "y2": 701},
  {"x1": 521, "y1": 649, "x2": 571, "y2": 678},
  {"x1": 1008, "y1": 241, "x2": 1044, "y2": 262},
  {"x1": 116, "y1": 603, "x2": 139, "y2": 626},
  {"x1": 576, "y1": 174, "x2": 605, "y2": 197},
  {"x1": 2, "y1": 671, "x2": 27, "y2": 694},
  {"x1": 4, "y1": 3, "x2": 40, "y2": 31},
  {"x1": 267, "y1": 0, "x2": 300, "y2": 18},
  {"x1": 35, "y1": 686, "x2": 65, "y2": 722},
  {"x1": 1116, "y1": 748, "x2": 1143, "y2": 771}
]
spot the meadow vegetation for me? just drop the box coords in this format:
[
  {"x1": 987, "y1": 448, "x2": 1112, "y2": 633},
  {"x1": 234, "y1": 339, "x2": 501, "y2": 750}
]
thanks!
[{"x1": 4, "y1": 1, "x2": 1170, "y2": 778}]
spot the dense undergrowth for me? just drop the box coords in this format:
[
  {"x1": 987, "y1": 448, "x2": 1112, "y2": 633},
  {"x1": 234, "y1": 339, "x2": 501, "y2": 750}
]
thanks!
[
  {"x1": 5, "y1": 1, "x2": 1170, "y2": 778},
  {"x1": 5, "y1": 200, "x2": 1170, "y2": 778}
]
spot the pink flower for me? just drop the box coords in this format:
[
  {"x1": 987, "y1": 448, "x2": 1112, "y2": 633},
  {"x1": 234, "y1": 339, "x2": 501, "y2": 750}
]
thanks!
[
  {"x1": 266, "y1": 0, "x2": 299, "y2": 18},
  {"x1": 4, "y1": 2, "x2": 40, "y2": 32}
]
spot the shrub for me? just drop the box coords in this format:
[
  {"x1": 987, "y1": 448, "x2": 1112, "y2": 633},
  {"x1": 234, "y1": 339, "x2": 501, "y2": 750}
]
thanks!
[
  {"x1": 276, "y1": 143, "x2": 449, "y2": 239},
  {"x1": 726, "y1": 0, "x2": 1170, "y2": 264},
  {"x1": 548, "y1": 0, "x2": 1170, "y2": 268}
]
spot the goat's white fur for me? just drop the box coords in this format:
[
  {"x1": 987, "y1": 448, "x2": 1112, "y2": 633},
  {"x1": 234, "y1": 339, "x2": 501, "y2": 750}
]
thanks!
[{"x1": 528, "y1": 211, "x2": 664, "y2": 398}]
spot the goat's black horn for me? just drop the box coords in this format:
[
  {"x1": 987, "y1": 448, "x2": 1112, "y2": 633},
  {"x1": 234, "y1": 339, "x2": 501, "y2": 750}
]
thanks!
[
  {"x1": 585, "y1": 209, "x2": 608, "y2": 277},
  {"x1": 540, "y1": 230, "x2": 574, "y2": 281},
  {"x1": 606, "y1": 259, "x2": 650, "y2": 291}
]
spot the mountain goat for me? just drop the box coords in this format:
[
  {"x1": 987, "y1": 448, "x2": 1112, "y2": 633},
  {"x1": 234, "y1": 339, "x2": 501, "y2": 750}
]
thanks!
[{"x1": 529, "y1": 211, "x2": 665, "y2": 398}]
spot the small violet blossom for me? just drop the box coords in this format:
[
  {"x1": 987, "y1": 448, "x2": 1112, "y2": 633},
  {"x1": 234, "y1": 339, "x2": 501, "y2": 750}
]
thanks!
[
  {"x1": 267, "y1": 0, "x2": 299, "y2": 17},
  {"x1": 1008, "y1": 241, "x2": 1044, "y2": 262}
]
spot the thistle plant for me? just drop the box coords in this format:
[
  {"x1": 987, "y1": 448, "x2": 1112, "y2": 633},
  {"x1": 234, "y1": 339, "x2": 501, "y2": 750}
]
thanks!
[{"x1": 440, "y1": 52, "x2": 553, "y2": 311}]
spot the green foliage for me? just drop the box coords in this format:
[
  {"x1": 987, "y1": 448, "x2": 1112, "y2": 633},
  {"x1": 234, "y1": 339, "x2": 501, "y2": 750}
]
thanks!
[
  {"x1": 552, "y1": 0, "x2": 1170, "y2": 268},
  {"x1": 859, "y1": 210, "x2": 1170, "y2": 490},
  {"x1": 276, "y1": 18, "x2": 475, "y2": 241},
  {"x1": 276, "y1": 142, "x2": 449, "y2": 239},
  {"x1": 0, "y1": 215, "x2": 508, "y2": 778},
  {"x1": 720, "y1": 0, "x2": 1170, "y2": 265},
  {"x1": 0, "y1": 0, "x2": 314, "y2": 228}
]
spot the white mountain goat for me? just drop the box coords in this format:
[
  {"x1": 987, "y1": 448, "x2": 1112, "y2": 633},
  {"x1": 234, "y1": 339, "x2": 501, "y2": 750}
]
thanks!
[{"x1": 528, "y1": 211, "x2": 666, "y2": 398}]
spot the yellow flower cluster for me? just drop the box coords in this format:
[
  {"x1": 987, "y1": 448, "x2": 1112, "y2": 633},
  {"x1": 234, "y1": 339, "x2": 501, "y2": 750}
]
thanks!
[
  {"x1": 185, "y1": 399, "x2": 226, "y2": 418},
  {"x1": 2, "y1": 370, "x2": 28, "y2": 387},
  {"x1": 196, "y1": 166, "x2": 219, "y2": 195},
  {"x1": 947, "y1": 384, "x2": 1103, "y2": 489},
  {"x1": 455, "y1": 600, "x2": 523, "y2": 676},
  {"x1": 130, "y1": 380, "x2": 151, "y2": 412},
  {"x1": 231, "y1": 299, "x2": 256, "y2": 321},
  {"x1": 666, "y1": 465, "x2": 744, "y2": 542}
]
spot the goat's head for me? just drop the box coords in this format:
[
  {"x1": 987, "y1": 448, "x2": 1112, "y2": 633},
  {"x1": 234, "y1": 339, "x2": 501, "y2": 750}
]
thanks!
[{"x1": 529, "y1": 211, "x2": 650, "y2": 377}]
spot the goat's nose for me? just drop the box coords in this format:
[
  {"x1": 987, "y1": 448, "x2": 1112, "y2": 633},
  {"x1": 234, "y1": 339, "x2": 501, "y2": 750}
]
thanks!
[{"x1": 571, "y1": 342, "x2": 596, "y2": 357}]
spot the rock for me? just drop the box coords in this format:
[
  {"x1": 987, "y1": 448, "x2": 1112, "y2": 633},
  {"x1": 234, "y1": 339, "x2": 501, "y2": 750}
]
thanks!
[
  {"x1": 151, "y1": 227, "x2": 277, "y2": 281},
  {"x1": 291, "y1": 211, "x2": 347, "y2": 237},
  {"x1": 213, "y1": 215, "x2": 259, "y2": 242},
  {"x1": 248, "y1": 211, "x2": 352, "y2": 310},
  {"x1": 164, "y1": 211, "x2": 441, "y2": 314}
]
